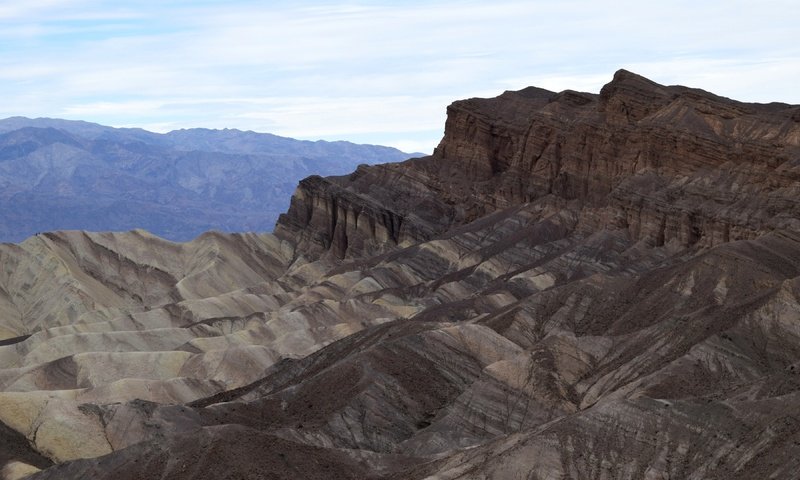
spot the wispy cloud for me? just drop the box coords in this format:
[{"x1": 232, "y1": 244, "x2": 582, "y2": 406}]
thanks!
[
  {"x1": 0, "y1": 0, "x2": 83, "y2": 20},
  {"x1": 1, "y1": 0, "x2": 798, "y2": 152}
]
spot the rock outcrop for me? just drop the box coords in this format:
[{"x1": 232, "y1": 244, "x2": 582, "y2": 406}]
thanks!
[
  {"x1": 277, "y1": 69, "x2": 800, "y2": 259},
  {"x1": 3, "y1": 70, "x2": 800, "y2": 479}
]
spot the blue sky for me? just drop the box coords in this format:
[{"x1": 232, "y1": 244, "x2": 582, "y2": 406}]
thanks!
[{"x1": 1, "y1": 1, "x2": 799, "y2": 153}]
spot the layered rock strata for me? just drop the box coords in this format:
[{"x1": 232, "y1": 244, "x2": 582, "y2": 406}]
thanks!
[
  {"x1": 276, "y1": 70, "x2": 800, "y2": 259},
  {"x1": 2, "y1": 70, "x2": 800, "y2": 479}
]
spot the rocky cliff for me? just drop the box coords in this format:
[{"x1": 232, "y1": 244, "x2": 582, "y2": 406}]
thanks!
[
  {"x1": 277, "y1": 69, "x2": 800, "y2": 259},
  {"x1": 3, "y1": 70, "x2": 800, "y2": 480}
]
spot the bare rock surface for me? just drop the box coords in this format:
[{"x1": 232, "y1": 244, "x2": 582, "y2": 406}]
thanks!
[{"x1": 4, "y1": 70, "x2": 800, "y2": 479}]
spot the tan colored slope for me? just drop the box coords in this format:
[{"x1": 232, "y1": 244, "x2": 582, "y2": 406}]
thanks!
[
  {"x1": 13, "y1": 199, "x2": 800, "y2": 479},
  {"x1": 30, "y1": 201, "x2": 800, "y2": 478},
  {"x1": 9, "y1": 70, "x2": 800, "y2": 479},
  {"x1": 0, "y1": 227, "x2": 430, "y2": 462},
  {"x1": 0, "y1": 230, "x2": 293, "y2": 340}
]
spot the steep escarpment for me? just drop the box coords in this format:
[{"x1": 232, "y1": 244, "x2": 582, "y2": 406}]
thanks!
[
  {"x1": 5, "y1": 71, "x2": 800, "y2": 480},
  {"x1": 277, "y1": 69, "x2": 800, "y2": 260},
  {"x1": 275, "y1": 173, "x2": 434, "y2": 260}
]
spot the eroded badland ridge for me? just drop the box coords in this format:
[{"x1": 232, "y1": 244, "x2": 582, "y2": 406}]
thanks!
[{"x1": 2, "y1": 69, "x2": 800, "y2": 479}]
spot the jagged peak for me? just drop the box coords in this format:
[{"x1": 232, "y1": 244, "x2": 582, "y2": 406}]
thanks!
[
  {"x1": 596, "y1": 69, "x2": 675, "y2": 123},
  {"x1": 610, "y1": 68, "x2": 660, "y2": 85},
  {"x1": 600, "y1": 69, "x2": 671, "y2": 99}
]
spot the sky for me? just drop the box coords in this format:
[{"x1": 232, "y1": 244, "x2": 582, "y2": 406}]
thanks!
[{"x1": 1, "y1": 1, "x2": 799, "y2": 154}]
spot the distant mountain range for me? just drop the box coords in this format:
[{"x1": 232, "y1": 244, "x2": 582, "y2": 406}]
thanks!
[
  {"x1": 0, "y1": 117, "x2": 420, "y2": 243},
  {"x1": 4, "y1": 71, "x2": 800, "y2": 479}
]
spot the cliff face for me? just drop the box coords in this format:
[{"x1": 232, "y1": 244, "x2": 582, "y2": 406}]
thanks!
[
  {"x1": 277, "y1": 69, "x2": 800, "y2": 258},
  {"x1": 6, "y1": 71, "x2": 800, "y2": 480},
  {"x1": 274, "y1": 173, "x2": 429, "y2": 260}
]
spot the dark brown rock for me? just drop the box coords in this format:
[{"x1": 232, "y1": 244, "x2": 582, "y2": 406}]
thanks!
[
  {"x1": 276, "y1": 68, "x2": 800, "y2": 259},
  {"x1": 8, "y1": 70, "x2": 800, "y2": 480}
]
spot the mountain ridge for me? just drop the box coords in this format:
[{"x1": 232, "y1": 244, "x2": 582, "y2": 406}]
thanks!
[
  {"x1": 0, "y1": 116, "x2": 428, "y2": 153},
  {"x1": 2, "y1": 70, "x2": 800, "y2": 479},
  {"x1": 0, "y1": 118, "x2": 421, "y2": 243},
  {"x1": 274, "y1": 68, "x2": 800, "y2": 262}
]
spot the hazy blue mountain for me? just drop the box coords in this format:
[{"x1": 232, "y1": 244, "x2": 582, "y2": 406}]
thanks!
[{"x1": 0, "y1": 117, "x2": 421, "y2": 243}]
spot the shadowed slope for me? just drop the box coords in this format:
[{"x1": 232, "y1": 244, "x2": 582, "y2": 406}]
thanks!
[{"x1": 6, "y1": 70, "x2": 800, "y2": 479}]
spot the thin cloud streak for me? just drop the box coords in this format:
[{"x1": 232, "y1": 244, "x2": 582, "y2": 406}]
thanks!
[{"x1": 1, "y1": 1, "x2": 799, "y2": 152}]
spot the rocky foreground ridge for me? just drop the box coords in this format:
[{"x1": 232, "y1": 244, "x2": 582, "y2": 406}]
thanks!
[{"x1": 1, "y1": 70, "x2": 800, "y2": 479}]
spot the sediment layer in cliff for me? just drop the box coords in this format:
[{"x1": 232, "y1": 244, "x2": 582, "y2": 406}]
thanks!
[
  {"x1": 276, "y1": 69, "x2": 800, "y2": 259},
  {"x1": 5, "y1": 70, "x2": 800, "y2": 480}
]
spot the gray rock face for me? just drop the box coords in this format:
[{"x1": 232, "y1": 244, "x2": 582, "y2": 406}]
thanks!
[
  {"x1": 0, "y1": 118, "x2": 418, "y2": 243},
  {"x1": 3, "y1": 70, "x2": 800, "y2": 479}
]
